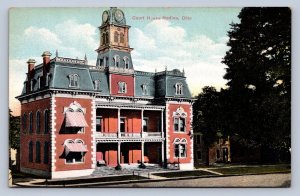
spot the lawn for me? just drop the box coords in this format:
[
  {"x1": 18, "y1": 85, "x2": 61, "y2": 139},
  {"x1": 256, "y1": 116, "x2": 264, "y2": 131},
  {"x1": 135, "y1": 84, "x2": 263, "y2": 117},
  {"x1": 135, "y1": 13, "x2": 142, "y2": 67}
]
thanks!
[
  {"x1": 152, "y1": 170, "x2": 216, "y2": 178},
  {"x1": 209, "y1": 164, "x2": 291, "y2": 175}
]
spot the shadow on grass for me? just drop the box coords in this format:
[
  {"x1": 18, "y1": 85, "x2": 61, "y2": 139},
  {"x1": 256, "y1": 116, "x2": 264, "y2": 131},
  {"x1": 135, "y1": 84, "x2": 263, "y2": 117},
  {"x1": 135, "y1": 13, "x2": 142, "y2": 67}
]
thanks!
[{"x1": 152, "y1": 170, "x2": 216, "y2": 178}]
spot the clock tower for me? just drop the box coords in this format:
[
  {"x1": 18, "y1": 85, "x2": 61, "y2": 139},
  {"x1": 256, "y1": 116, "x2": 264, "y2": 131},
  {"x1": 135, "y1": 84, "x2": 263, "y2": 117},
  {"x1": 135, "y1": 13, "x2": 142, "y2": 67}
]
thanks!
[{"x1": 96, "y1": 7, "x2": 134, "y2": 69}]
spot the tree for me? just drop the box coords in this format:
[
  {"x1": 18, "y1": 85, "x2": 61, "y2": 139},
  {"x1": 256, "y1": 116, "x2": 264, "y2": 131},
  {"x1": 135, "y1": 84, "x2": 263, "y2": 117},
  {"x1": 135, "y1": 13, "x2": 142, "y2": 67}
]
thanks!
[
  {"x1": 9, "y1": 109, "x2": 20, "y2": 168},
  {"x1": 222, "y1": 7, "x2": 291, "y2": 162},
  {"x1": 193, "y1": 86, "x2": 223, "y2": 166}
]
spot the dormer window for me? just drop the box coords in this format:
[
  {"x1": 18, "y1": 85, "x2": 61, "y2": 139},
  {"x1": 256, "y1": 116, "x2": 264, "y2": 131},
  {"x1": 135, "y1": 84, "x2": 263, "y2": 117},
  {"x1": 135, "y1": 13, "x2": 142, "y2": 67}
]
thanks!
[
  {"x1": 124, "y1": 56, "x2": 129, "y2": 69},
  {"x1": 94, "y1": 80, "x2": 100, "y2": 90},
  {"x1": 142, "y1": 84, "x2": 148, "y2": 95},
  {"x1": 114, "y1": 55, "x2": 120, "y2": 67},
  {"x1": 118, "y1": 82, "x2": 127, "y2": 93},
  {"x1": 69, "y1": 74, "x2": 79, "y2": 88},
  {"x1": 175, "y1": 83, "x2": 183, "y2": 95},
  {"x1": 45, "y1": 73, "x2": 51, "y2": 87},
  {"x1": 37, "y1": 76, "x2": 41, "y2": 89},
  {"x1": 30, "y1": 80, "x2": 34, "y2": 91}
]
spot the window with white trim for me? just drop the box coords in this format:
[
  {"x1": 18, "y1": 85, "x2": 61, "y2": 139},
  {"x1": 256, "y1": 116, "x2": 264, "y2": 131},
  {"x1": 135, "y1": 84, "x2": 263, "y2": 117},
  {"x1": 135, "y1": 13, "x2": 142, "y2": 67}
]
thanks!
[
  {"x1": 30, "y1": 80, "x2": 34, "y2": 91},
  {"x1": 174, "y1": 138, "x2": 187, "y2": 158},
  {"x1": 142, "y1": 84, "x2": 148, "y2": 95},
  {"x1": 94, "y1": 80, "x2": 100, "y2": 90},
  {"x1": 114, "y1": 55, "x2": 120, "y2": 67},
  {"x1": 174, "y1": 117, "x2": 185, "y2": 132},
  {"x1": 69, "y1": 74, "x2": 79, "y2": 88},
  {"x1": 175, "y1": 83, "x2": 183, "y2": 95},
  {"x1": 124, "y1": 56, "x2": 129, "y2": 69},
  {"x1": 65, "y1": 139, "x2": 86, "y2": 164},
  {"x1": 118, "y1": 82, "x2": 127, "y2": 93}
]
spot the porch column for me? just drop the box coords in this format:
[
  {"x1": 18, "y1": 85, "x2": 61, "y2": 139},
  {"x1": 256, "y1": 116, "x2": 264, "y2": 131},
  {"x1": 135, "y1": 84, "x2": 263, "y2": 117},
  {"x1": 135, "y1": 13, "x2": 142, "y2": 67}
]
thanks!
[
  {"x1": 161, "y1": 109, "x2": 164, "y2": 137},
  {"x1": 161, "y1": 141, "x2": 165, "y2": 164},
  {"x1": 141, "y1": 109, "x2": 144, "y2": 137},
  {"x1": 141, "y1": 141, "x2": 144, "y2": 164},
  {"x1": 117, "y1": 142, "x2": 121, "y2": 165},
  {"x1": 117, "y1": 108, "x2": 120, "y2": 138}
]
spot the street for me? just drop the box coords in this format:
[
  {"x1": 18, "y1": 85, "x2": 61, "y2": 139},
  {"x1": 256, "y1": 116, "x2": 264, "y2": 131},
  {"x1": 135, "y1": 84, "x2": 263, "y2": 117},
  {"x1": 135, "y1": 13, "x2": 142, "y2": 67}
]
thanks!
[{"x1": 98, "y1": 173, "x2": 291, "y2": 188}]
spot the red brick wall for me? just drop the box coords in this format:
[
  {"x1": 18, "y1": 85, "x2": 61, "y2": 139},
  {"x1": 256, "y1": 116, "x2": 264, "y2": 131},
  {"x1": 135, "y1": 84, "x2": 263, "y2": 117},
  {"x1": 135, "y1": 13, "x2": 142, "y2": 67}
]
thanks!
[
  {"x1": 167, "y1": 103, "x2": 192, "y2": 164},
  {"x1": 20, "y1": 98, "x2": 51, "y2": 172},
  {"x1": 97, "y1": 108, "x2": 118, "y2": 133},
  {"x1": 110, "y1": 74, "x2": 134, "y2": 96},
  {"x1": 54, "y1": 97, "x2": 93, "y2": 171},
  {"x1": 121, "y1": 110, "x2": 141, "y2": 133}
]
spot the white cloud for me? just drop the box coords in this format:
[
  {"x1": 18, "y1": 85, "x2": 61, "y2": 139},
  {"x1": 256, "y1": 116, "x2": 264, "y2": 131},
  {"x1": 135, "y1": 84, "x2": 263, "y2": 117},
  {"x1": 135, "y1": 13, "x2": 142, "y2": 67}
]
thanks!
[{"x1": 132, "y1": 19, "x2": 229, "y2": 96}]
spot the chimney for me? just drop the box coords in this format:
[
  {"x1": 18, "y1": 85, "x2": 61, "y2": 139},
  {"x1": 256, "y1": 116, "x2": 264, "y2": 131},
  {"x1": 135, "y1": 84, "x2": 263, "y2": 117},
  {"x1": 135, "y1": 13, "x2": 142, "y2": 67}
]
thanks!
[
  {"x1": 26, "y1": 59, "x2": 36, "y2": 93},
  {"x1": 42, "y1": 51, "x2": 52, "y2": 84}
]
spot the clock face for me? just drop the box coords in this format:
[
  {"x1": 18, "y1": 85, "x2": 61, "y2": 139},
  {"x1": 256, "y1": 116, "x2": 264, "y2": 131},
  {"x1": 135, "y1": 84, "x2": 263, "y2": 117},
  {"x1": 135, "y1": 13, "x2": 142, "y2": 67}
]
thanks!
[
  {"x1": 114, "y1": 9, "x2": 123, "y2": 22},
  {"x1": 102, "y1": 11, "x2": 108, "y2": 23}
]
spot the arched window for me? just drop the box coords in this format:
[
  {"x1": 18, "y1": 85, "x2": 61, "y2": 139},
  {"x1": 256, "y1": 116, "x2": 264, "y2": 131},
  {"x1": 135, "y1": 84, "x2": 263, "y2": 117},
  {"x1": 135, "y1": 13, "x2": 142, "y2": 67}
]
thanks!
[
  {"x1": 29, "y1": 112, "x2": 33, "y2": 134},
  {"x1": 22, "y1": 113, "x2": 27, "y2": 133},
  {"x1": 94, "y1": 80, "x2": 100, "y2": 90},
  {"x1": 120, "y1": 33, "x2": 124, "y2": 43},
  {"x1": 69, "y1": 74, "x2": 79, "y2": 88},
  {"x1": 175, "y1": 83, "x2": 183, "y2": 95},
  {"x1": 44, "y1": 110, "x2": 49, "y2": 134},
  {"x1": 64, "y1": 139, "x2": 86, "y2": 164},
  {"x1": 29, "y1": 141, "x2": 33, "y2": 163},
  {"x1": 114, "y1": 31, "x2": 119, "y2": 42},
  {"x1": 114, "y1": 55, "x2": 120, "y2": 67},
  {"x1": 36, "y1": 141, "x2": 41, "y2": 163},
  {"x1": 123, "y1": 56, "x2": 129, "y2": 69},
  {"x1": 118, "y1": 82, "x2": 127, "y2": 93},
  {"x1": 44, "y1": 142, "x2": 49, "y2": 164},
  {"x1": 36, "y1": 111, "x2": 41, "y2": 134},
  {"x1": 142, "y1": 84, "x2": 148, "y2": 95},
  {"x1": 174, "y1": 138, "x2": 187, "y2": 158}
]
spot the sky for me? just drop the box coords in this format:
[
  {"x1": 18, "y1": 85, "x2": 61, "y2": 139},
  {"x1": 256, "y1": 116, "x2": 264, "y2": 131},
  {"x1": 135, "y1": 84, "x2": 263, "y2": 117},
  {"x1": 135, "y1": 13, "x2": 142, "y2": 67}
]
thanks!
[{"x1": 9, "y1": 7, "x2": 241, "y2": 116}]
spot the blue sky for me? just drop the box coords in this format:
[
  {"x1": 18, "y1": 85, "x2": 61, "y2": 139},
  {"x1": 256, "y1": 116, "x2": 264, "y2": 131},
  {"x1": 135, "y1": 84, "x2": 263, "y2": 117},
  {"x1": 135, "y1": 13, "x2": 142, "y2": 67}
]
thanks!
[{"x1": 9, "y1": 7, "x2": 241, "y2": 115}]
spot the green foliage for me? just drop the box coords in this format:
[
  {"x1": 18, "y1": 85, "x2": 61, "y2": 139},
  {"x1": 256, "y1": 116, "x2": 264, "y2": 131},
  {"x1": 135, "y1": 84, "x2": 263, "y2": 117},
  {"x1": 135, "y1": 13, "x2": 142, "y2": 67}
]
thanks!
[
  {"x1": 222, "y1": 7, "x2": 291, "y2": 158},
  {"x1": 9, "y1": 109, "x2": 20, "y2": 150}
]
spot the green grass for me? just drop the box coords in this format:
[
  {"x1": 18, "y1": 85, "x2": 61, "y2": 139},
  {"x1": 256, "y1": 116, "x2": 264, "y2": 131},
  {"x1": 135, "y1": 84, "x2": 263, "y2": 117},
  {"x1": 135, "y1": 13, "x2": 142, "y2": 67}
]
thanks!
[
  {"x1": 209, "y1": 165, "x2": 291, "y2": 175},
  {"x1": 152, "y1": 170, "x2": 216, "y2": 178},
  {"x1": 34, "y1": 175, "x2": 147, "y2": 186}
]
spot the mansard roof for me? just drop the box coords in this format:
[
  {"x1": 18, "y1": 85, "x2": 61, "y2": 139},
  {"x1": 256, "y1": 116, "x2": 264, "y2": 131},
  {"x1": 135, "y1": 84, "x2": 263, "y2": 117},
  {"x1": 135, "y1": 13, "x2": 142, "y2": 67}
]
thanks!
[{"x1": 18, "y1": 57, "x2": 192, "y2": 99}]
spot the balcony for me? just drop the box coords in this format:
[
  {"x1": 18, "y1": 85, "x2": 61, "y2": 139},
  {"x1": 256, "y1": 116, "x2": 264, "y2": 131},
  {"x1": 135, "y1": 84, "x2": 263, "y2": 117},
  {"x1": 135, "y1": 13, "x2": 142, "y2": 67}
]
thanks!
[{"x1": 95, "y1": 131, "x2": 163, "y2": 139}]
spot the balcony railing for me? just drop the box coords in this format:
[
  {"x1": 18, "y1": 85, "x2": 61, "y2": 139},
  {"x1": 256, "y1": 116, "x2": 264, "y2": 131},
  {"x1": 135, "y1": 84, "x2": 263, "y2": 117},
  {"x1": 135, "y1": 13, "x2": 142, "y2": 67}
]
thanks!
[{"x1": 95, "y1": 131, "x2": 162, "y2": 139}]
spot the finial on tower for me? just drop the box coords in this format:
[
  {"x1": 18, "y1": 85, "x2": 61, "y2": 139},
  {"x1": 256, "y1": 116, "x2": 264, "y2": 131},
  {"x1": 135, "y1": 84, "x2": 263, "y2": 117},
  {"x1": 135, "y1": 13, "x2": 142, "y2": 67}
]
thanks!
[
  {"x1": 182, "y1": 67, "x2": 185, "y2": 76},
  {"x1": 84, "y1": 54, "x2": 88, "y2": 64},
  {"x1": 55, "y1": 49, "x2": 58, "y2": 57}
]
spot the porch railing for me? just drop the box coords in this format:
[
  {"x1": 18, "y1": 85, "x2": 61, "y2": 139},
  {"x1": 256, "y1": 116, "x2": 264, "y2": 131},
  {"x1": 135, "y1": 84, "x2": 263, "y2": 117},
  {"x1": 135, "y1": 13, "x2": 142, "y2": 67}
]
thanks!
[{"x1": 95, "y1": 131, "x2": 163, "y2": 138}]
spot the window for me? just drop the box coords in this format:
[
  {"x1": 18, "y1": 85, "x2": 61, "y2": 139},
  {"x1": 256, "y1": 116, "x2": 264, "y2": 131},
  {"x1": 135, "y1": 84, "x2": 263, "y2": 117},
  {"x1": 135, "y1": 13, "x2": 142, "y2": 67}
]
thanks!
[
  {"x1": 69, "y1": 74, "x2": 79, "y2": 88},
  {"x1": 114, "y1": 31, "x2": 119, "y2": 42},
  {"x1": 102, "y1": 33, "x2": 106, "y2": 44},
  {"x1": 174, "y1": 117, "x2": 185, "y2": 132},
  {"x1": 94, "y1": 80, "x2": 100, "y2": 90},
  {"x1": 114, "y1": 55, "x2": 120, "y2": 67},
  {"x1": 44, "y1": 110, "x2": 49, "y2": 134},
  {"x1": 36, "y1": 111, "x2": 41, "y2": 134},
  {"x1": 118, "y1": 82, "x2": 127, "y2": 93},
  {"x1": 30, "y1": 80, "x2": 34, "y2": 91},
  {"x1": 65, "y1": 140, "x2": 86, "y2": 164},
  {"x1": 196, "y1": 135, "x2": 202, "y2": 144},
  {"x1": 96, "y1": 116, "x2": 103, "y2": 132},
  {"x1": 143, "y1": 118, "x2": 148, "y2": 132},
  {"x1": 36, "y1": 141, "x2": 41, "y2": 163},
  {"x1": 175, "y1": 83, "x2": 183, "y2": 95},
  {"x1": 22, "y1": 114, "x2": 27, "y2": 132},
  {"x1": 46, "y1": 73, "x2": 51, "y2": 87},
  {"x1": 120, "y1": 33, "x2": 124, "y2": 43},
  {"x1": 120, "y1": 117, "x2": 126, "y2": 132},
  {"x1": 29, "y1": 141, "x2": 33, "y2": 163},
  {"x1": 142, "y1": 84, "x2": 148, "y2": 95},
  {"x1": 29, "y1": 112, "x2": 33, "y2": 134},
  {"x1": 124, "y1": 56, "x2": 129, "y2": 69},
  {"x1": 174, "y1": 138, "x2": 187, "y2": 158},
  {"x1": 105, "y1": 33, "x2": 109, "y2": 44},
  {"x1": 197, "y1": 151, "x2": 202, "y2": 160},
  {"x1": 37, "y1": 77, "x2": 41, "y2": 89},
  {"x1": 44, "y1": 142, "x2": 49, "y2": 164}
]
